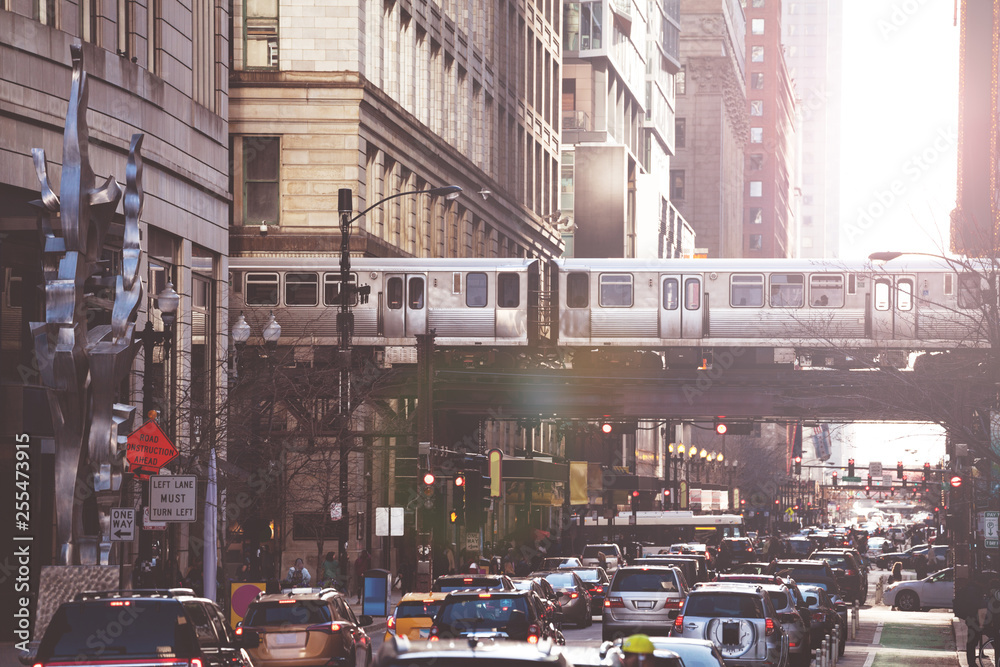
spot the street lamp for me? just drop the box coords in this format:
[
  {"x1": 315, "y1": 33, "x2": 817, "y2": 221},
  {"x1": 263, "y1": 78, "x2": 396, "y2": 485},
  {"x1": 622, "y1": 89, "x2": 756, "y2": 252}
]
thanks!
[{"x1": 335, "y1": 184, "x2": 461, "y2": 552}]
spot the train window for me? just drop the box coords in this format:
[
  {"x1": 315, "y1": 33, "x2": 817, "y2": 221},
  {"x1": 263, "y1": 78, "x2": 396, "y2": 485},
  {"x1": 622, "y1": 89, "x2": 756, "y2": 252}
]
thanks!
[
  {"x1": 684, "y1": 278, "x2": 701, "y2": 310},
  {"x1": 896, "y1": 278, "x2": 914, "y2": 311},
  {"x1": 285, "y1": 273, "x2": 318, "y2": 306},
  {"x1": 662, "y1": 278, "x2": 679, "y2": 310},
  {"x1": 387, "y1": 277, "x2": 403, "y2": 309},
  {"x1": 567, "y1": 273, "x2": 589, "y2": 308},
  {"x1": 325, "y1": 273, "x2": 359, "y2": 307},
  {"x1": 497, "y1": 273, "x2": 520, "y2": 308},
  {"x1": 770, "y1": 273, "x2": 804, "y2": 308},
  {"x1": 246, "y1": 272, "x2": 279, "y2": 306},
  {"x1": 730, "y1": 274, "x2": 764, "y2": 307},
  {"x1": 848, "y1": 274, "x2": 857, "y2": 295},
  {"x1": 467, "y1": 273, "x2": 488, "y2": 307},
  {"x1": 957, "y1": 273, "x2": 983, "y2": 308},
  {"x1": 408, "y1": 277, "x2": 425, "y2": 309},
  {"x1": 600, "y1": 274, "x2": 633, "y2": 307},
  {"x1": 809, "y1": 274, "x2": 844, "y2": 307},
  {"x1": 874, "y1": 279, "x2": 891, "y2": 311},
  {"x1": 943, "y1": 274, "x2": 954, "y2": 296}
]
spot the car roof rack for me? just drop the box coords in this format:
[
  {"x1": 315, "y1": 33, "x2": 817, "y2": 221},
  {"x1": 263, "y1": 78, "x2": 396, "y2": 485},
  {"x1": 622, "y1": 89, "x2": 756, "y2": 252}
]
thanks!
[{"x1": 75, "y1": 588, "x2": 196, "y2": 601}]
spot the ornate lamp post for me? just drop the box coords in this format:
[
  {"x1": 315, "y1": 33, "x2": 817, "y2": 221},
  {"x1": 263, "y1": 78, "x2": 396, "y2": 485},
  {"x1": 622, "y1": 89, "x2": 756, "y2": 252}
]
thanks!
[{"x1": 138, "y1": 282, "x2": 180, "y2": 418}]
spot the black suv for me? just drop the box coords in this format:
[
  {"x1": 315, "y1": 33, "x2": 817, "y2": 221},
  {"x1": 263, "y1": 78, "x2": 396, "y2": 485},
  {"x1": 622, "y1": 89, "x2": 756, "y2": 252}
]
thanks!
[
  {"x1": 21, "y1": 588, "x2": 258, "y2": 667},
  {"x1": 809, "y1": 549, "x2": 867, "y2": 603},
  {"x1": 429, "y1": 590, "x2": 558, "y2": 642}
]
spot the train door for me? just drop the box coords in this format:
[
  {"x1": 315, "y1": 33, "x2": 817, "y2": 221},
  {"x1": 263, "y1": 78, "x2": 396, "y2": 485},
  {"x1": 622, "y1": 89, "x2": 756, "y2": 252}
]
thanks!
[
  {"x1": 383, "y1": 273, "x2": 427, "y2": 338},
  {"x1": 871, "y1": 274, "x2": 916, "y2": 340},
  {"x1": 659, "y1": 275, "x2": 703, "y2": 338}
]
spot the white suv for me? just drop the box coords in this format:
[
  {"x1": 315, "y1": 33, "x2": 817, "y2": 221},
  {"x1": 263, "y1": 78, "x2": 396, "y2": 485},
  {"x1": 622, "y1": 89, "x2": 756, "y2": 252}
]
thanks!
[{"x1": 581, "y1": 544, "x2": 625, "y2": 573}]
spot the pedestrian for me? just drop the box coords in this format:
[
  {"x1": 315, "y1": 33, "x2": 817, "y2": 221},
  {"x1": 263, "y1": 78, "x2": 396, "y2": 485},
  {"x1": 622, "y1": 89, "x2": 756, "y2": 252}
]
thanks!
[
  {"x1": 286, "y1": 557, "x2": 311, "y2": 587},
  {"x1": 914, "y1": 552, "x2": 929, "y2": 579},
  {"x1": 321, "y1": 551, "x2": 340, "y2": 588},
  {"x1": 445, "y1": 544, "x2": 457, "y2": 574},
  {"x1": 890, "y1": 561, "x2": 903, "y2": 583},
  {"x1": 955, "y1": 575, "x2": 987, "y2": 666},
  {"x1": 354, "y1": 549, "x2": 371, "y2": 602}
]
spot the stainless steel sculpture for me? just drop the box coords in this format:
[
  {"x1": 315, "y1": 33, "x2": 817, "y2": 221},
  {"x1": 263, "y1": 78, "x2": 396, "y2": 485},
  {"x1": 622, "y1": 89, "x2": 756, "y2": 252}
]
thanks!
[{"x1": 30, "y1": 44, "x2": 144, "y2": 565}]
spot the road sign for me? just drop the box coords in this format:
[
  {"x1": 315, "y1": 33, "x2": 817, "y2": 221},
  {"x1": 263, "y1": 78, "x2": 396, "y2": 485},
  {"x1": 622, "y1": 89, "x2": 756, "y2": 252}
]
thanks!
[
  {"x1": 375, "y1": 507, "x2": 404, "y2": 536},
  {"x1": 842, "y1": 476, "x2": 862, "y2": 483},
  {"x1": 869, "y1": 462, "x2": 882, "y2": 478},
  {"x1": 149, "y1": 475, "x2": 197, "y2": 522},
  {"x1": 110, "y1": 508, "x2": 135, "y2": 541},
  {"x1": 980, "y1": 511, "x2": 999, "y2": 549},
  {"x1": 142, "y1": 506, "x2": 166, "y2": 530},
  {"x1": 126, "y1": 421, "x2": 178, "y2": 479},
  {"x1": 881, "y1": 475, "x2": 893, "y2": 487}
]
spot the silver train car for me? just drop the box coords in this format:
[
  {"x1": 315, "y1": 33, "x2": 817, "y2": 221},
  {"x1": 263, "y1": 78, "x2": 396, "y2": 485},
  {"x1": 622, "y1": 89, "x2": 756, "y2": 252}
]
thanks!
[{"x1": 228, "y1": 256, "x2": 993, "y2": 368}]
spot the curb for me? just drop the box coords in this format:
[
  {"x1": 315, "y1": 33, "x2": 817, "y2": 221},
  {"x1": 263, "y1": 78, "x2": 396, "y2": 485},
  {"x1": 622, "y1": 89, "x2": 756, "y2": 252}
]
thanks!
[{"x1": 954, "y1": 618, "x2": 969, "y2": 667}]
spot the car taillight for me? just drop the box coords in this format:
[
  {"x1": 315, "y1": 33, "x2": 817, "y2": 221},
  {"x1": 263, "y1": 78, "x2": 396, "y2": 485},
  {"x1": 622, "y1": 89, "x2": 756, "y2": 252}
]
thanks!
[
  {"x1": 307, "y1": 622, "x2": 342, "y2": 633},
  {"x1": 570, "y1": 592, "x2": 578, "y2": 599},
  {"x1": 674, "y1": 614, "x2": 684, "y2": 631},
  {"x1": 812, "y1": 612, "x2": 826, "y2": 623},
  {"x1": 190, "y1": 660, "x2": 204, "y2": 667},
  {"x1": 665, "y1": 599, "x2": 684, "y2": 609},
  {"x1": 765, "y1": 618, "x2": 775, "y2": 636},
  {"x1": 527, "y1": 624, "x2": 540, "y2": 643},
  {"x1": 605, "y1": 597, "x2": 625, "y2": 608},
  {"x1": 429, "y1": 626, "x2": 439, "y2": 640},
  {"x1": 845, "y1": 569, "x2": 856, "y2": 576},
  {"x1": 387, "y1": 615, "x2": 396, "y2": 630},
  {"x1": 235, "y1": 626, "x2": 244, "y2": 636},
  {"x1": 589, "y1": 586, "x2": 604, "y2": 594}
]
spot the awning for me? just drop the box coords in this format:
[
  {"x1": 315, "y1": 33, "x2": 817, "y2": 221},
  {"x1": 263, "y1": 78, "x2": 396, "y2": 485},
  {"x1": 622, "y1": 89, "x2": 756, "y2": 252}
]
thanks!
[{"x1": 502, "y1": 458, "x2": 568, "y2": 483}]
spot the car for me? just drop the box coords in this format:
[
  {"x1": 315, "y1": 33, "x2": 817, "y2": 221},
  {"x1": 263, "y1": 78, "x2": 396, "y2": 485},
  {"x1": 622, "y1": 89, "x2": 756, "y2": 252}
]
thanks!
[
  {"x1": 536, "y1": 570, "x2": 593, "y2": 627},
  {"x1": 375, "y1": 636, "x2": 573, "y2": 667},
  {"x1": 511, "y1": 576, "x2": 564, "y2": 629},
  {"x1": 385, "y1": 592, "x2": 450, "y2": 642},
  {"x1": 429, "y1": 590, "x2": 561, "y2": 643},
  {"x1": 431, "y1": 574, "x2": 515, "y2": 592},
  {"x1": 581, "y1": 544, "x2": 626, "y2": 572},
  {"x1": 646, "y1": 637, "x2": 727, "y2": 667},
  {"x1": 883, "y1": 567, "x2": 955, "y2": 611},
  {"x1": 717, "y1": 538, "x2": 758, "y2": 569},
  {"x1": 602, "y1": 565, "x2": 688, "y2": 641},
  {"x1": 241, "y1": 586, "x2": 374, "y2": 667},
  {"x1": 797, "y1": 584, "x2": 846, "y2": 656},
  {"x1": 567, "y1": 566, "x2": 611, "y2": 614},
  {"x1": 651, "y1": 553, "x2": 714, "y2": 582},
  {"x1": 782, "y1": 537, "x2": 815, "y2": 558},
  {"x1": 865, "y1": 536, "x2": 891, "y2": 557},
  {"x1": 671, "y1": 585, "x2": 788, "y2": 667},
  {"x1": 810, "y1": 550, "x2": 867, "y2": 603},
  {"x1": 767, "y1": 560, "x2": 843, "y2": 601},
  {"x1": 23, "y1": 588, "x2": 259, "y2": 667},
  {"x1": 634, "y1": 557, "x2": 700, "y2": 587},
  {"x1": 875, "y1": 544, "x2": 930, "y2": 570},
  {"x1": 541, "y1": 557, "x2": 584, "y2": 569}
]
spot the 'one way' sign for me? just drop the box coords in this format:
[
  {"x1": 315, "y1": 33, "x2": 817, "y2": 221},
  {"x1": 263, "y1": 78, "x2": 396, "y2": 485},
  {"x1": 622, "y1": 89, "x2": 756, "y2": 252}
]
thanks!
[{"x1": 110, "y1": 508, "x2": 135, "y2": 541}]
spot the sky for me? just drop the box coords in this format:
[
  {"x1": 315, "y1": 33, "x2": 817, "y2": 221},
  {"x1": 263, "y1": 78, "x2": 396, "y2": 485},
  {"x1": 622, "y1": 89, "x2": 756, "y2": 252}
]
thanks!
[
  {"x1": 833, "y1": 1, "x2": 959, "y2": 466},
  {"x1": 838, "y1": 0, "x2": 960, "y2": 260}
]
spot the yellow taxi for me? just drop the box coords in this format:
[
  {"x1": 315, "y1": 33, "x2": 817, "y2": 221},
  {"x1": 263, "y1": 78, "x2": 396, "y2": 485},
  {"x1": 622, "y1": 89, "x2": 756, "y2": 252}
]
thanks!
[{"x1": 384, "y1": 592, "x2": 450, "y2": 642}]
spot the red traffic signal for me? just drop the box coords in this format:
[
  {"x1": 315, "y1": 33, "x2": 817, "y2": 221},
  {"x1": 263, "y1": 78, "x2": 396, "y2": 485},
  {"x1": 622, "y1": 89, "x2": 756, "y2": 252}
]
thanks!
[
  {"x1": 848, "y1": 459, "x2": 855, "y2": 477},
  {"x1": 663, "y1": 489, "x2": 671, "y2": 497},
  {"x1": 454, "y1": 475, "x2": 465, "y2": 487},
  {"x1": 714, "y1": 419, "x2": 753, "y2": 436},
  {"x1": 422, "y1": 472, "x2": 435, "y2": 486},
  {"x1": 601, "y1": 422, "x2": 613, "y2": 434},
  {"x1": 715, "y1": 422, "x2": 728, "y2": 435},
  {"x1": 897, "y1": 461, "x2": 904, "y2": 478},
  {"x1": 632, "y1": 490, "x2": 640, "y2": 497}
]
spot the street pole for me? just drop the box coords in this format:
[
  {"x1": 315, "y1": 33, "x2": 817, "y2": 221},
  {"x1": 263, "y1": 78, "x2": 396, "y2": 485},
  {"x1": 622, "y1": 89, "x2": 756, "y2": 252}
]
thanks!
[{"x1": 338, "y1": 189, "x2": 354, "y2": 552}]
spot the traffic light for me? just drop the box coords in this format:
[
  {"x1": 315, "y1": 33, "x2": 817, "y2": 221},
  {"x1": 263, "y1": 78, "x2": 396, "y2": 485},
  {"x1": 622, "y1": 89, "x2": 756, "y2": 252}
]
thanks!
[
  {"x1": 848, "y1": 459, "x2": 855, "y2": 477},
  {"x1": 923, "y1": 462, "x2": 931, "y2": 480},
  {"x1": 465, "y1": 461, "x2": 490, "y2": 527},
  {"x1": 832, "y1": 471, "x2": 838, "y2": 487},
  {"x1": 897, "y1": 461, "x2": 904, "y2": 479},
  {"x1": 867, "y1": 473, "x2": 872, "y2": 487},
  {"x1": 714, "y1": 419, "x2": 753, "y2": 436},
  {"x1": 601, "y1": 421, "x2": 614, "y2": 434},
  {"x1": 793, "y1": 456, "x2": 802, "y2": 475},
  {"x1": 421, "y1": 471, "x2": 435, "y2": 497},
  {"x1": 453, "y1": 475, "x2": 465, "y2": 525}
]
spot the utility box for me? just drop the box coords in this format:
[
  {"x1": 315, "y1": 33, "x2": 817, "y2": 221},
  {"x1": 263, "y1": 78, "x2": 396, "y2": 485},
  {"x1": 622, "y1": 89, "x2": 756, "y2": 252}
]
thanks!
[{"x1": 362, "y1": 568, "x2": 390, "y2": 617}]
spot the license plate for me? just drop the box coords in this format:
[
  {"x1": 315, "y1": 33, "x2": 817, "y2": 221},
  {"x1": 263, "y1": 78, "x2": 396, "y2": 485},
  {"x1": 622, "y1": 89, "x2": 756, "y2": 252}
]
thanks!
[
  {"x1": 722, "y1": 622, "x2": 740, "y2": 645},
  {"x1": 634, "y1": 600, "x2": 654, "y2": 609},
  {"x1": 271, "y1": 632, "x2": 304, "y2": 646}
]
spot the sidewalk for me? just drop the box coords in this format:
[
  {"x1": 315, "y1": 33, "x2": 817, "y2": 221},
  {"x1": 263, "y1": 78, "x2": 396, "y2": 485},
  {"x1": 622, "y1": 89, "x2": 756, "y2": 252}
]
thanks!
[{"x1": 837, "y1": 608, "x2": 961, "y2": 667}]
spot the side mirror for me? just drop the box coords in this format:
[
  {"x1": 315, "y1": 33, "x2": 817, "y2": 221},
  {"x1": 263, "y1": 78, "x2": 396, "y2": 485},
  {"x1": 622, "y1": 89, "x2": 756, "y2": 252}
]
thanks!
[
  {"x1": 235, "y1": 628, "x2": 261, "y2": 650},
  {"x1": 358, "y1": 615, "x2": 374, "y2": 627}
]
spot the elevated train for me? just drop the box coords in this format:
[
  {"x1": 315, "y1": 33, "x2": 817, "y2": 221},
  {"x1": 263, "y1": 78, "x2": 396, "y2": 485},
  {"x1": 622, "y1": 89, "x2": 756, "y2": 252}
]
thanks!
[{"x1": 228, "y1": 256, "x2": 994, "y2": 369}]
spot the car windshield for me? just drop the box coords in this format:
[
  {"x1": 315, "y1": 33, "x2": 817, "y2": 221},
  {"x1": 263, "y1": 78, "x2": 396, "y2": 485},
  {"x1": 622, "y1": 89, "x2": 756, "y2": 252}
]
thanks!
[
  {"x1": 436, "y1": 597, "x2": 527, "y2": 626},
  {"x1": 778, "y1": 566, "x2": 828, "y2": 582},
  {"x1": 39, "y1": 601, "x2": 201, "y2": 660},
  {"x1": 686, "y1": 594, "x2": 764, "y2": 618},
  {"x1": 767, "y1": 592, "x2": 790, "y2": 610},
  {"x1": 573, "y1": 570, "x2": 601, "y2": 582},
  {"x1": 543, "y1": 573, "x2": 578, "y2": 588},
  {"x1": 244, "y1": 600, "x2": 332, "y2": 626},
  {"x1": 433, "y1": 577, "x2": 503, "y2": 592},
  {"x1": 612, "y1": 570, "x2": 677, "y2": 593},
  {"x1": 395, "y1": 601, "x2": 444, "y2": 618},
  {"x1": 815, "y1": 554, "x2": 850, "y2": 568}
]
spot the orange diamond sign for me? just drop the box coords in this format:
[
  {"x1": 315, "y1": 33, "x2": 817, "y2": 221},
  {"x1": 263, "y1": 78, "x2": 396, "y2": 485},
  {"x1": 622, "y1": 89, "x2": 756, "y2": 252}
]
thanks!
[{"x1": 126, "y1": 421, "x2": 178, "y2": 479}]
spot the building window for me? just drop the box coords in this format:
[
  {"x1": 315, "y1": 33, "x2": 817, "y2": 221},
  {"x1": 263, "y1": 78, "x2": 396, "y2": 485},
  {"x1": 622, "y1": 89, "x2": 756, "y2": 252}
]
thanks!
[
  {"x1": 670, "y1": 170, "x2": 685, "y2": 200},
  {"x1": 750, "y1": 100, "x2": 763, "y2": 116},
  {"x1": 751, "y1": 127, "x2": 763, "y2": 143},
  {"x1": 35, "y1": 0, "x2": 57, "y2": 25},
  {"x1": 675, "y1": 118, "x2": 686, "y2": 148},
  {"x1": 749, "y1": 154, "x2": 764, "y2": 171},
  {"x1": 244, "y1": 136, "x2": 280, "y2": 225},
  {"x1": 749, "y1": 207, "x2": 763, "y2": 224},
  {"x1": 748, "y1": 235, "x2": 763, "y2": 251},
  {"x1": 751, "y1": 18, "x2": 764, "y2": 34},
  {"x1": 245, "y1": 0, "x2": 279, "y2": 68},
  {"x1": 803, "y1": 215, "x2": 813, "y2": 225},
  {"x1": 751, "y1": 45, "x2": 764, "y2": 62},
  {"x1": 751, "y1": 72, "x2": 764, "y2": 89},
  {"x1": 563, "y1": 1, "x2": 603, "y2": 50},
  {"x1": 750, "y1": 181, "x2": 762, "y2": 197},
  {"x1": 675, "y1": 66, "x2": 686, "y2": 95}
]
